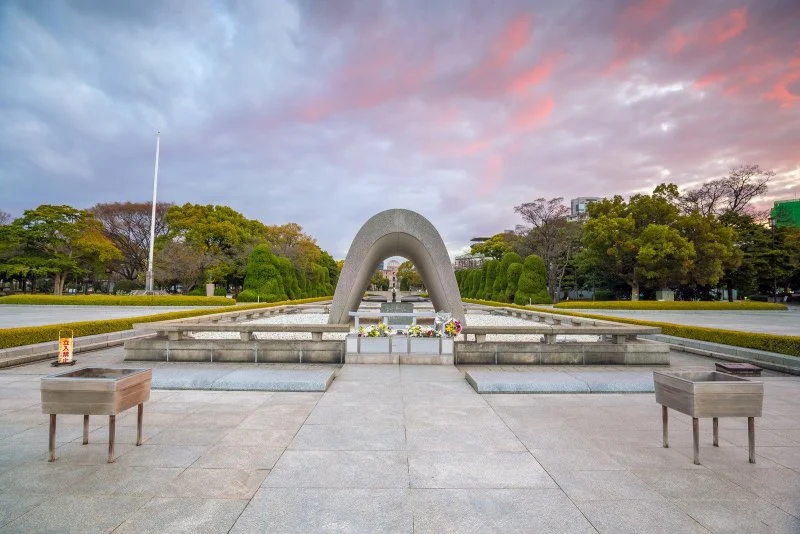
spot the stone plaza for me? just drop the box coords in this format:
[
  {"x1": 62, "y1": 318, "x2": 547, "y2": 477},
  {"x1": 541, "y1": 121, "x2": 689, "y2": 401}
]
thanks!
[{"x1": 1, "y1": 344, "x2": 799, "y2": 532}]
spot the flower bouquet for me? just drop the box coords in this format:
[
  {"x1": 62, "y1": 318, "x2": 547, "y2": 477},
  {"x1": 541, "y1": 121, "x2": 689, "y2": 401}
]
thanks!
[
  {"x1": 357, "y1": 323, "x2": 392, "y2": 337},
  {"x1": 407, "y1": 324, "x2": 441, "y2": 337},
  {"x1": 443, "y1": 319, "x2": 462, "y2": 338}
]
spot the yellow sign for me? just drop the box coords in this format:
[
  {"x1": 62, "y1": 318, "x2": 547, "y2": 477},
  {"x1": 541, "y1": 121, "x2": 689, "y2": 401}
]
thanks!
[{"x1": 58, "y1": 330, "x2": 74, "y2": 364}]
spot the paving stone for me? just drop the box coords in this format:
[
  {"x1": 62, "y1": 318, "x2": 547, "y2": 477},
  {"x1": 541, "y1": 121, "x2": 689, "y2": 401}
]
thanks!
[
  {"x1": 289, "y1": 424, "x2": 406, "y2": 451},
  {"x1": 406, "y1": 424, "x2": 525, "y2": 452},
  {"x1": 550, "y1": 470, "x2": 666, "y2": 501},
  {"x1": 114, "y1": 444, "x2": 207, "y2": 468},
  {"x1": 219, "y1": 426, "x2": 301, "y2": 448},
  {"x1": 408, "y1": 451, "x2": 556, "y2": 489},
  {"x1": 633, "y1": 469, "x2": 759, "y2": 500},
  {"x1": 264, "y1": 450, "x2": 409, "y2": 488},
  {"x1": 73, "y1": 465, "x2": 183, "y2": 496},
  {"x1": 531, "y1": 447, "x2": 626, "y2": 471},
  {"x1": 715, "y1": 468, "x2": 800, "y2": 516},
  {"x1": 230, "y1": 488, "x2": 411, "y2": 533},
  {"x1": 210, "y1": 368, "x2": 336, "y2": 391},
  {"x1": 193, "y1": 445, "x2": 284, "y2": 470},
  {"x1": 673, "y1": 497, "x2": 800, "y2": 533},
  {"x1": 411, "y1": 488, "x2": 595, "y2": 533},
  {"x1": 0, "y1": 493, "x2": 47, "y2": 529},
  {"x1": 576, "y1": 499, "x2": 710, "y2": 533},
  {"x1": 162, "y1": 467, "x2": 268, "y2": 499},
  {"x1": 114, "y1": 497, "x2": 248, "y2": 534},
  {"x1": 0, "y1": 495, "x2": 147, "y2": 534}
]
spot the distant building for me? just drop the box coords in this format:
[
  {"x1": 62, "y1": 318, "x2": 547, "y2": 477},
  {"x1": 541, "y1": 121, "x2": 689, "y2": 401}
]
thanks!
[
  {"x1": 454, "y1": 252, "x2": 486, "y2": 270},
  {"x1": 380, "y1": 259, "x2": 400, "y2": 287},
  {"x1": 569, "y1": 197, "x2": 601, "y2": 220},
  {"x1": 771, "y1": 199, "x2": 800, "y2": 228}
]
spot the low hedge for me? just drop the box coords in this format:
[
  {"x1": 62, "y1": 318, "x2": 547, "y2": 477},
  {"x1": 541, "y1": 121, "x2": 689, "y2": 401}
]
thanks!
[
  {"x1": 463, "y1": 298, "x2": 800, "y2": 357},
  {"x1": 0, "y1": 296, "x2": 332, "y2": 350},
  {"x1": 553, "y1": 300, "x2": 788, "y2": 311},
  {"x1": 0, "y1": 294, "x2": 236, "y2": 306}
]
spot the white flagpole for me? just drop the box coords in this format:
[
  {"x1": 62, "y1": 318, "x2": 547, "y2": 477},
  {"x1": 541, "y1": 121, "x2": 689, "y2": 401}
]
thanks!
[{"x1": 145, "y1": 131, "x2": 160, "y2": 293}]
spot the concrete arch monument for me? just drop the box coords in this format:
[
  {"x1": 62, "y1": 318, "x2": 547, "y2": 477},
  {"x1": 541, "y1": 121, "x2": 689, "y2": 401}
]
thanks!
[{"x1": 328, "y1": 209, "x2": 465, "y2": 325}]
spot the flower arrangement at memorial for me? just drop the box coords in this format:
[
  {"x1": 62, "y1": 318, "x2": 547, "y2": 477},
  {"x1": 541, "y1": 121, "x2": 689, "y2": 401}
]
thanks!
[
  {"x1": 357, "y1": 323, "x2": 391, "y2": 337},
  {"x1": 406, "y1": 325, "x2": 442, "y2": 337},
  {"x1": 443, "y1": 319, "x2": 462, "y2": 337}
]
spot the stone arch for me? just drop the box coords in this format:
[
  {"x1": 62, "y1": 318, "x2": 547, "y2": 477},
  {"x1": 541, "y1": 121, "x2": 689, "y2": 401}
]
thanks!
[{"x1": 328, "y1": 209, "x2": 465, "y2": 325}]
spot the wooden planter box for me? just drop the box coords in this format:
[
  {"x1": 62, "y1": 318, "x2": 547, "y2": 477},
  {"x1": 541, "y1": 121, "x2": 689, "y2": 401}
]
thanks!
[
  {"x1": 41, "y1": 367, "x2": 152, "y2": 463},
  {"x1": 653, "y1": 371, "x2": 763, "y2": 465}
]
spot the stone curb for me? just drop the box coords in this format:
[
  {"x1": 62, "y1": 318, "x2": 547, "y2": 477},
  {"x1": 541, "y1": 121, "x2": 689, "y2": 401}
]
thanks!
[
  {"x1": 0, "y1": 330, "x2": 155, "y2": 369},
  {"x1": 644, "y1": 334, "x2": 800, "y2": 376}
]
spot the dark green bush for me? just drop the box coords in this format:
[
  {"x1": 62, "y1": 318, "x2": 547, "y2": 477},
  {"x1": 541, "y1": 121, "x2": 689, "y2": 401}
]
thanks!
[
  {"x1": 0, "y1": 294, "x2": 234, "y2": 306},
  {"x1": 554, "y1": 300, "x2": 787, "y2": 311},
  {"x1": 514, "y1": 254, "x2": 551, "y2": 305}
]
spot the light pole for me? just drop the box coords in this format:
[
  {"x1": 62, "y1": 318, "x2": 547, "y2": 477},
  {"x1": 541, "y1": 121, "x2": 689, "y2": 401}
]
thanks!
[
  {"x1": 768, "y1": 216, "x2": 777, "y2": 302},
  {"x1": 145, "y1": 131, "x2": 160, "y2": 293}
]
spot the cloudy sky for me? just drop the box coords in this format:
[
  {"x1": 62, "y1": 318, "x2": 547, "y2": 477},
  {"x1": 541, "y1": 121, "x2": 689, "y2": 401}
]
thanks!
[{"x1": 1, "y1": 0, "x2": 799, "y2": 259}]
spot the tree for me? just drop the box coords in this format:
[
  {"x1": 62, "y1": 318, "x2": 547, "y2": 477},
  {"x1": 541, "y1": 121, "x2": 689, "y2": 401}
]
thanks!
[
  {"x1": 680, "y1": 164, "x2": 772, "y2": 217},
  {"x1": 470, "y1": 232, "x2": 517, "y2": 260},
  {"x1": 0, "y1": 209, "x2": 11, "y2": 225},
  {"x1": 153, "y1": 240, "x2": 208, "y2": 293},
  {"x1": 242, "y1": 244, "x2": 287, "y2": 302},
  {"x1": 492, "y1": 252, "x2": 521, "y2": 301},
  {"x1": 579, "y1": 186, "x2": 693, "y2": 300},
  {"x1": 89, "y1": 201, "x2": 172, "y2": 281},
  {"x1": 164, "y1": 203, "x2": 267, "y2": 286},
  {"x1": 3, "y1": 205, "x2": 121, "y2": 295},
  {"x1": 514, "y1": 254, "x2": 551, "y2": 305},
  {"x1": 397, "y1": 260, "x2": 423, "y2": 290},
  {"x1": 506, "y1": 262, "x2": 524, "y2": 302},
  {"x1": 514, "y1": 198, "x2": 582, "y2": 302},
  {"x1": 677, "y1": 213, "x2": 739, "y2": 296},
  {"x1": 370, "y1": 271, "x2": 390, "y2": 291},
  {"x1": 482, "y1": 260, "x2": 498, "y2": 300}
]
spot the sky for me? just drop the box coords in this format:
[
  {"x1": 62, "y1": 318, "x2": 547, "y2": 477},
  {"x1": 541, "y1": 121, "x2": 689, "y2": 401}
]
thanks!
[{"x1": 1, "y1": 0, "x2": 799, "y2": 260}]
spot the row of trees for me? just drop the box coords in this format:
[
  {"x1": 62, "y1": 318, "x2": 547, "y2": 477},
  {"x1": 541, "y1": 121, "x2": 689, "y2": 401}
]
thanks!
[
  {"x1": 465, "y1": 165, "x2": 800, "y2": 301},
  {"x1": 0, "y1": 202, "x2": 339, "y2": 298},
  {"x1": 456, "y1": 252, "x2": 551, "y2": 304}
]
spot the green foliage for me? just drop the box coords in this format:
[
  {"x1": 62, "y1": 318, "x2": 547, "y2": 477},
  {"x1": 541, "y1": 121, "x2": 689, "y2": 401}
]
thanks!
[
  {"x1": 397, "y1": 260, "x2": 423, "y2": 289},
  {"x1": 553, "y1": 300, "x2": 787, "y2": 310},
  {"x1": 0, "y1": 294, "x2": 234, "y2": 306},
  {"x1": 506, "y1": 263, "x2": 523, "y2": 302},
  {"x1": 592, "y1": 289, "x2": 615, "y2": 301},
  {"x1": 492, "y1": 252, "x2": 521, "y2": 301},
  {"x1": 482, "y1": 260, "x2": 498, "y2": 300},
  {"x1": 242, "y1": 245, "x2": 287, "y2": 302},
  {"x1": 470, "y1": 232, "x2": 517, "y2": 260},
  {"x1": 0, "y1": 297, "x2": 332, "y2": 349},
  {"x1": 463, "y1": 298, "x2": 800, "y2": 357},
  {"x1": 235, "y1": 289, "x2": 259, "y2": 302},
  {"x1": 515, "y1": 254, "x2": 551, "y2": 305}
]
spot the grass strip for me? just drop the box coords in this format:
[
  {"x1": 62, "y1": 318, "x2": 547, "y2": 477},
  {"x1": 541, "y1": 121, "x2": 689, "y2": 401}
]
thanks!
[
  {"x1": 464, "y1": 298, "x2": 800, "y2": 357},
  {"x1": 553, "y1": 300, "x2": 787, "y2": 311},
  {"x1": 0, "y1": 297, "x2": 332, "y2": 350},
  {"x1": 0, "y1": 294, "x2": 236, "y2": 306}
]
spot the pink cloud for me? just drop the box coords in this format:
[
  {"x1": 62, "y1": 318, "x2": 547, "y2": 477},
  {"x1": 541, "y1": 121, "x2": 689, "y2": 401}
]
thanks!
[
  {"x1": 511, "y1": 96, "x2": 555, "y2": 130},
  {"x1": 510, "y1": 54, "x2": 559, "y2": 94},
  {"x1": 708, "y1": 7, "x2": 748, "y2": 45},
  {"x1": 622, "y1": 0, "x2": 670, "y2": 23}
]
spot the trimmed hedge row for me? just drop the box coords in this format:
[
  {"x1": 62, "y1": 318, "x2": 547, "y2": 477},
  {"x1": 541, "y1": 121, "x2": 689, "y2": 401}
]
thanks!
[
  {"x1": 463, "y1": 298, "x2": 800, "y2": 357},
  {"x1": 0, "y1": 294, "x2": 236, "y2": 306},
  {"x1": 553, "y1": 300, "x2": 788, "y2": 311},
  {"x1": 0, "y1": 297, "x2": 332, "y2": 350}
]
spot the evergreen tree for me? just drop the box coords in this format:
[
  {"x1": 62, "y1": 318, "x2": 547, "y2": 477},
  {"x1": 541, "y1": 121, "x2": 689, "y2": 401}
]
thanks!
[
  {"x1": 492, "y1": 252, "x2": 521, "y2": 301},
  {"x1": 506, "y1": 263, "x2": 523, "y2": 303},
  {"x1": 515, "y1": 254, "x2": 551, "y2": 305}
]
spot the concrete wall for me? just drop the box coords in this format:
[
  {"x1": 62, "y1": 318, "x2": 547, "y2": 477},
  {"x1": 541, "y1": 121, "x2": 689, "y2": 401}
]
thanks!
[
  {"x1": 454, "y1": 339, "x2": 670, "y2": 365},
  {"x1": 125, "y1": 338, "x2": 345, "y2": 364}
]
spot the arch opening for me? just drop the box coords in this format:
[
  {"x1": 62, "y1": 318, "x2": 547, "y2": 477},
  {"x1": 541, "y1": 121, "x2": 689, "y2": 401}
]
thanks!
[{"x1": 329, "y1": 210, "x2": 465, "y2": 325}]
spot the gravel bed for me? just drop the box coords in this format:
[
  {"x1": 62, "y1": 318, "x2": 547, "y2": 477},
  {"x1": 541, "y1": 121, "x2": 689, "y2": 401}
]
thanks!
[{"x1": 188, "y1": 313, "x2": 602, "y2": 342}]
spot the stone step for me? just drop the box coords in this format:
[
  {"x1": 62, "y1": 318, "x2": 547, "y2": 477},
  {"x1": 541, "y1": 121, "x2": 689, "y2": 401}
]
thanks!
[{"x1": 345, "y1": 353, "x2": 454, "y2": 365}]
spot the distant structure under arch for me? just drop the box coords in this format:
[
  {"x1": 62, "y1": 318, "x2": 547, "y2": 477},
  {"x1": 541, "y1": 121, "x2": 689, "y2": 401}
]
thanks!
[{"x1": 328, "y1": 209, "x2": 465, "y2": 325}]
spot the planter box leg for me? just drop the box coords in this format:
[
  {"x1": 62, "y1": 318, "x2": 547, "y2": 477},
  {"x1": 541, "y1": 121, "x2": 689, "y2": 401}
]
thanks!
[
  {"x1": 137, "y1": 404, "x2": 143, "y2": 446},
  {"x1": 662, "y1": 405, "x2": 668, "y2": 448},
  {"x1": 108, "y1": 415, "x2": 116, "y2": 463},
  {"x1": 693, "y1": 417, "x2": 700, "y2": 465},
  {"x1": 49, "y1": 414, "x2": 56, "y2": 462},
  {"x1": 713, "y1": 417, "x2": 718, "y2": 447},
  {"x1": 748, "y1": 417, "x2": 755, "y2": 464},
  {"x1": 83, "y1": 415, "x2": 89, "y2": 445}
]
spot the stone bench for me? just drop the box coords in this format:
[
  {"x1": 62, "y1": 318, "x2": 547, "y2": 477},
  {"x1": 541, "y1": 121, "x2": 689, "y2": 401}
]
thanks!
[
  {"x1": 461, "y1": 325, "x2": 660, "y2": 344},
  {"x1": 133, "y1": 323, "x2": 350, "y2": 341}
]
